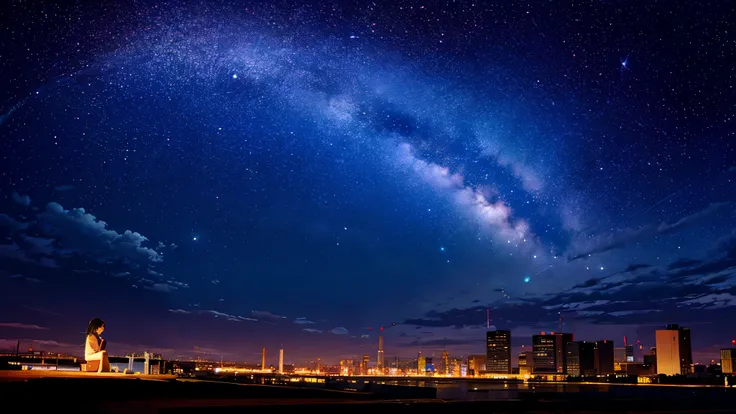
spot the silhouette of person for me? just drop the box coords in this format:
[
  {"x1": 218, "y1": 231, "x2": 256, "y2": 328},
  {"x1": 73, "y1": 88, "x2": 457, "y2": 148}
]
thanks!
[{"x1": 85, "y1": 318, "x2": 110, "y2": 372}]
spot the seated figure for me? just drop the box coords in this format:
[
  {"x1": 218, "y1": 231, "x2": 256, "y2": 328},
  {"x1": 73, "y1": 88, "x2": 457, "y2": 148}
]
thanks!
[{"x1": 84, "y1": 317, "x2": 110, "y2": 372}]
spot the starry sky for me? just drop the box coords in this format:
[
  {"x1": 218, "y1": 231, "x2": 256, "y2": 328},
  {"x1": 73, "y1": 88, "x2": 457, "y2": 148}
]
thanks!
[{"x1": 1, "y1": 0, "x2": 735, "y2": 365}]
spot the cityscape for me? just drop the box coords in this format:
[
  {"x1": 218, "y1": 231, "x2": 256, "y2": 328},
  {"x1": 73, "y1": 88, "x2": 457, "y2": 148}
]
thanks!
[
  {"x1": 1, "y1": 0, "x2": 735, "y2": 411},
  {"x1": 3, "y1": 321, "x2": 735, "y2": 388}
]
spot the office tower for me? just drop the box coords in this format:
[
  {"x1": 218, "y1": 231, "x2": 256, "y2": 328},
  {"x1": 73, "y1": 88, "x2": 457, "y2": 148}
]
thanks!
[
  {"x1": 532, "y1": 332, "x2": 573, "y2": 374},
  {"x1": 486, "y1": 329, "x2": 511, "y2": 374},
  {"x1": 377, "y1": 334, "x2": 385, "y2": 374},
  {"x1": 361, "y1": 355, "x2": 370, "y2": 375},
  {"x1": 442, "y1": 350, "x2": 449, "y2": 375},
  {"x1": 566, "y1": 341, "x2": 597, "y2": 377},
  {"x1": 594, "y1": 340, "x2": 615, "y2": 375},
  {"x1": 721, "y1": 349, "x2": 736, "y2": 374},
  {"x1": 278, "y1": 348, "x2": 284, "y2": 374},
  {"x1": 655, "y1": 324, "x2": 693, "y2": 375},
  {"x1": 261, "y1": 348, "x2": 266, "y2": 371}
]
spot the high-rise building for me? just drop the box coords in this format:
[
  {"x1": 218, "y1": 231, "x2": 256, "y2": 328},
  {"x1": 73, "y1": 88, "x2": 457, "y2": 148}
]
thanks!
[
  {"x1": 261, "y1": 348, "x2": 266, "y2": 371},
  {"x1": 377, "y1": 335, "x2": 385, "y2": 374},
  {"x1": 361, "y1": 355, "x2": 370, "y2": 375},
  {"x1": 417, "y1": 352, "x2": 426, "y2": 374},
  {"x1": 532, "y1": 332, "x2": 573, "y2": 374},
  {"x1": 566, "y1": 341, "x2": 597, "y2": 377},
  {"x1": 441, "y1": 350, "x2": 449, "y2": 375},
  {"x1": 720, "y1": 349, "x2": 736, "y2": 374},
  {"x1": 594, "y1": 340, "x2": 615, "y2": 375},
  {"x1": 655, "y1": 324, "x2": 692, "y2": 376},
  {"x1": 278, "y1": 348, "x2": 284, "y2": 374},
  {"x1": 486, "y1": 330, "x2": 511, "y2": 374}
]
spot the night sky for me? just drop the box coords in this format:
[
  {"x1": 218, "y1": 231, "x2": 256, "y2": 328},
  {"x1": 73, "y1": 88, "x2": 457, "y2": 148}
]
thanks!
[{"x1": 1, "y1": 0, "x2": 734, "y2": 366}]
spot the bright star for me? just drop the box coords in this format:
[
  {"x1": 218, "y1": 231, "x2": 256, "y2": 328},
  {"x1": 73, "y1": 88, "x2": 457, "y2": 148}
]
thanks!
[
  {"x1": 193, "y1": 237, "x2": 198, "y2": 241},
  {"x1": 524, "y1": 276, "x2": 531, "y2": 283},
  {"x1": 440, "y1": 247, "x2": 445, "y2": 252},
  {"x1": 232, "y1": 74, "x2": 237, "y2": 79}
]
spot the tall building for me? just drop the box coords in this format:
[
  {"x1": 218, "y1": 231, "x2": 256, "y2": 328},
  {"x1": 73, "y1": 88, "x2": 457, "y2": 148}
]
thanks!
[
  {"x1": 594, "y1": 340, "x2": 615, "y2": 375},
  {"x1": 655, "y1": 324, "x2": 692, "y2": 375},
  {"x1": 441, "y1": 350, "x2": 449, "y2": 375},
  {"x1": 532, "y1": 332, "x2": 573, "y2": 374},
  {"x1": 278, "y1": 348, "x2": 284, "y2": 374},
  {"x1": 377, "y1": 335, "x2": 385, "y2": 373},
  {"x1": 486, "y1": 330, "x2": 512, "y2": 374},
  {"x1": 261, "y1": 348, "x2": 266, "y2": 371},
  {"x1": 361, "y1": 355, "x2": 370, "y2": 375},
  {"x1": 417, "y1": 352, "x2": 426, "y2": 374},
  {"x1": 721, "y1": 349, "x2": 736, "y2": 374},
  {"x1": 567, "y1": 341, "x2": 597, "y2": 377}
]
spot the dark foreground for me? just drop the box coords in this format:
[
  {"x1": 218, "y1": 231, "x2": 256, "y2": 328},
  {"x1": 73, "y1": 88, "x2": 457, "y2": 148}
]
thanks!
[{"x1": 2, "y1": 372, "x2": 736, "y2": 413}]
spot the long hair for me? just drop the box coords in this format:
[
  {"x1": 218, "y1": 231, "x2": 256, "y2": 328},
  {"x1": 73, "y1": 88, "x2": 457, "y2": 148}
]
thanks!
[{"x1": 86, "y1": 318, "x2": 105, "y2": 336}]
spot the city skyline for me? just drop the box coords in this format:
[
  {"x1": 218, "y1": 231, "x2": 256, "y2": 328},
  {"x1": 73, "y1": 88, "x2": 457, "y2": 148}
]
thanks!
[{"x1": 1, "y1": 1, "x2": 735, "y2": 364}]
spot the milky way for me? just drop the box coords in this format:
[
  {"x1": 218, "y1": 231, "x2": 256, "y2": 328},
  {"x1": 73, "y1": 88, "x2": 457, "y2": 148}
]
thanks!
[{"x1": 1, "y1": 1, "x2": 734, "y2": 362}]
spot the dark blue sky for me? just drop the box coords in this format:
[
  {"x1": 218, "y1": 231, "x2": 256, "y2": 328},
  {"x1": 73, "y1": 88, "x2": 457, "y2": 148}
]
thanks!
[{"x1": 1, "y1": 0, "x2": 734, "y2": 365}]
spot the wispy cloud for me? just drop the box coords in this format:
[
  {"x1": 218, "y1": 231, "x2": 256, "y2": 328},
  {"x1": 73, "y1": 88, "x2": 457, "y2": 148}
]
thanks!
[{"x1": 0, "y1": 323, "x2": 49, "y2": 330}]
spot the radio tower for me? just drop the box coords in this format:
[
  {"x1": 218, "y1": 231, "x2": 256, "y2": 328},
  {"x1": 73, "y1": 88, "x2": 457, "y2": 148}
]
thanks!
[{"x1": 377, "y1": 326, "x2": 385, "y2": 374}]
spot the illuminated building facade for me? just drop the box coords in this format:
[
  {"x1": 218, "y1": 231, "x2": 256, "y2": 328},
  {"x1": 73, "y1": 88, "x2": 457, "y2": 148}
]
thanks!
[
  {"x1": 721, "y1": 349, "x2": 736, "y2": 374},
  {"x1": 467, "y1": 354, "x2": 486, "y2": 376},
  {"x1": 441, "y1": 350, "x2": 449, "y2": 375},
  {"x1": 517, "y1": 352, "x2": 531, "y2": 375},
  {"x1": 361, "y1": 355, "x2": 369, "y2": 375},
  {"x1": 417, "y1": 353, "x2": 426, "y2": 374},
  {"x1": 532, "y1": 332, "x2": 573, "y2": 374},
  {"x1": 655, "y1": 324, "x2": 692, "y2": 376},
  {"x1": 486, "y1": 329, "x2": 511, "y2": 374},
  {"x1": 278, "y1": 348, "x2": 284, "y2": 374}
]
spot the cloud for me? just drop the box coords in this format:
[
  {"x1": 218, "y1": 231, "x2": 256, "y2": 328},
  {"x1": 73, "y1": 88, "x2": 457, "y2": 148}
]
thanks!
[
  {"x1": 0, "y1": 201, "x2": 183, "y2": 291},
  {"x1": 0, "y1": 243, "x2": 57, "y2": 268},
  {"x1": 293, "y1": 317, "x2": 314, "y2": 324},
  {"x1": 569, "y1": 202, "x2": 730, "y2": 261},
  {"x1": 252, "y1": 310, "x2": 287, "y2": 320},
  {"x1": 0, "y1": 323, "x2": 49, "y2": 330},
  {"x1": 12, "y1": 192, "x2": 31, "y2": 207},
  {"x1": 403, "y1": 242, "x2": 736, "y2": 331},
  {"x1": 37, "y1": 202, "x2": 162, "y2": 264},
  {"x1": 168, "y1": 309, "x2": 191, "y2": 314},
  {"x1": 0, "y1": 214, "x2": 29, "y2": 232},
  {"x1": 302, "y1": 328, "x2": 322, "y2": 333},
  {"x1": 330, "y1": 327, "x2": 349, "y2": 335},
  {"x1": 169, "y1": 308, "x2": 257, "y2": 322}
]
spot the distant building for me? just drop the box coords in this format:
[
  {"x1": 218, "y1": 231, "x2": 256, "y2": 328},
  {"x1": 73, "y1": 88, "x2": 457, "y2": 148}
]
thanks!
[
  {"x1": 532, "y1": 332, "x2": 573, "y2": 374},
  {"x1": 614, "y1": 345, "x2": 634, "y2": 371},
  {"x1": 467, "y1": 354, "x2": 486, "y2": 376},
  {"x1": 567, "y1": 341, "x2": 597, "y2": 377},
  {"x1": 486, "y1": 330, "x2": 511, "y2": 374},
  {"x1": 721, "y1": 349, "x2": 736, "y2": 374},
  {"x1": 655, "y1": 324, "x2": 692, "y2": 376},
  {"x1": 417, "y1": 353, "x2": 426, "y2": 374},
  {"x1": 518, "y1": 352, "x2": 531, "y2": 375},
  {"x1": 595, "y1": 340, "x2": 615, "y2": 375}
]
